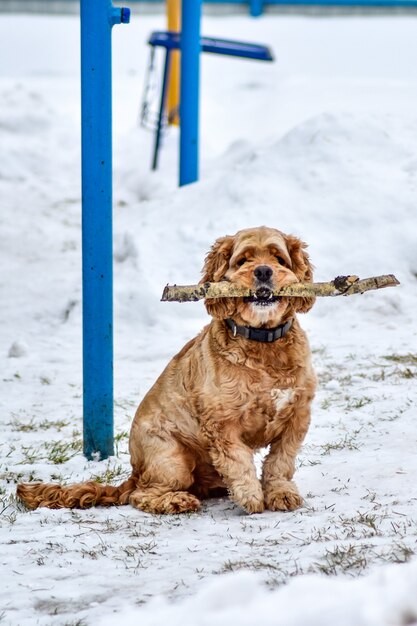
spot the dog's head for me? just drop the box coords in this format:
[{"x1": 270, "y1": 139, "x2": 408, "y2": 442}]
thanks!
[{"x1": 200, "y1": 226, "x2": 314, "y2": 327}]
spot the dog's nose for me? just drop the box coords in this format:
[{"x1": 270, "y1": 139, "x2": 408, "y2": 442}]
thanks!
[{"x1": 254, "y1": 265, "x2": 273, "y2": 283}]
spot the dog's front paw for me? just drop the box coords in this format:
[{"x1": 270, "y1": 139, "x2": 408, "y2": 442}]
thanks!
[
  {"x1": 230, "y1": 484, "x2": 265, "y2": 514},
  {"x1": 265, "y1": 482, "x2": 303, "y2": 511},
  {"x1": 241, "y1": 493, "x2": 265, "y2": 514}
]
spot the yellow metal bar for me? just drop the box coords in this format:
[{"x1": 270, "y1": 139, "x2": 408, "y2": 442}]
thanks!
[{"x1": 167, "y1": 0, "x2": 180, "y2": 126}]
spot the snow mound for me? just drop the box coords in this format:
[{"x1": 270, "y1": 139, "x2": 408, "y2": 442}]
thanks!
[
  {"x1": 99, "y1": 560, "x2": 417, "y2": 626},
  {"x1": 115, "y1": 111, "x2": 416, "y2": 330}
]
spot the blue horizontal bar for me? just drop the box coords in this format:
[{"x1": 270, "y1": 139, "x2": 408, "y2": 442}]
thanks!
[{"x1": 148, "y1": 31, "x2": 274, "y2": 61}]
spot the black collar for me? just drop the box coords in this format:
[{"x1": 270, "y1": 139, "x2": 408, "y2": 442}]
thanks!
[{"x1": 226, "y1": 318, "x2": 293, "y2": 343}]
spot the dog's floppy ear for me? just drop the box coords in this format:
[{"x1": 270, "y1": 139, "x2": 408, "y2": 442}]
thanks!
[
  {"x1": 200, "y1": 235, "x2": 235, "y2": 283},
  {"x1": 285, "y1": 234, "x2": 315, "y2": 314},
  {"x1": 200, "y1": 235, "x2": 235, "y2": 320}
]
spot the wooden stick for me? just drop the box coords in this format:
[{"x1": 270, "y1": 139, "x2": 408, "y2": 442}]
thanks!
[{"x1": 161, "y1": 274, "x2": 400, "y2": 302}]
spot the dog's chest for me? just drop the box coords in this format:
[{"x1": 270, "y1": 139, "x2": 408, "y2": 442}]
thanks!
[{"x1": 240, "y1": 372, "x2": 298, "y2": 448}]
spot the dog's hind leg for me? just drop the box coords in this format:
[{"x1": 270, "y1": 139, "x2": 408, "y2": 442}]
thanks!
[{"x1": 129, "y1": 419, "x2": 201, "y2": 514}]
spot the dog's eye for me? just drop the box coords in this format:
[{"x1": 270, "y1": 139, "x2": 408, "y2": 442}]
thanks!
[
  {"x1": 275, "y1": 256, "x2": 287, "y2": 267},
  {"x1": 237, "y1": 258, "x2": 247, "y2": 267}
]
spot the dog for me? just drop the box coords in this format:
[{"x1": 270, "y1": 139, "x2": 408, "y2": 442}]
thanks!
[{"x1": 17, "y1": 226, "x2": 316, "y2": 515}]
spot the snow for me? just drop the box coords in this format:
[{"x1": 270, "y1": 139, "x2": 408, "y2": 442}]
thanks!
[
  {"x1": 99, "y1": 563, "x2": 417, "y2": 626},
  {"x1": 1, "y1": 9, "x2": 417, "y2": 626}
]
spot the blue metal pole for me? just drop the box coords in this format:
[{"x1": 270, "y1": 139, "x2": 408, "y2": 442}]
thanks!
[
  {"x1": 249, "y1": 0, "x2": 264, "y2": 16},
  {"x1": 179, "y1": 0, "x2": 201, "y2": 187},
  {"x1": 80, "y1": 0, "x2": 130, "y2": 460}
]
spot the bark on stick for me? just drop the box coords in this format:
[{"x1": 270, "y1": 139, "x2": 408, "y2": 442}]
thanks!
[{"x1": 161, "y1": 274, "x2": 400, "y2": 302}]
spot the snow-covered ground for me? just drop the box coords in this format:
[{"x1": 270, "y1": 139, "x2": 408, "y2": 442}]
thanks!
[{"x1": 1, "y1": 10, "x2": 417, "y2": 626}]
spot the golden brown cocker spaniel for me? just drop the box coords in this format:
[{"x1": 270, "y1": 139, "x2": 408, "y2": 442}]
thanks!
[{"x1": 17, "y1": 226, "x2": 316, "y2": 515}]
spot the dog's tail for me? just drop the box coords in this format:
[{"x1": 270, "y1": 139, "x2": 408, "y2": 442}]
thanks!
[{"x1": 16, "y1": 475, "x2": 138, "y2": 510}]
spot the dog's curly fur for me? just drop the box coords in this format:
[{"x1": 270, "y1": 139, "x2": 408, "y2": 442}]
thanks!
[{"x1": 17, "y1": 226, "x2": 316, "y2": 515}]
